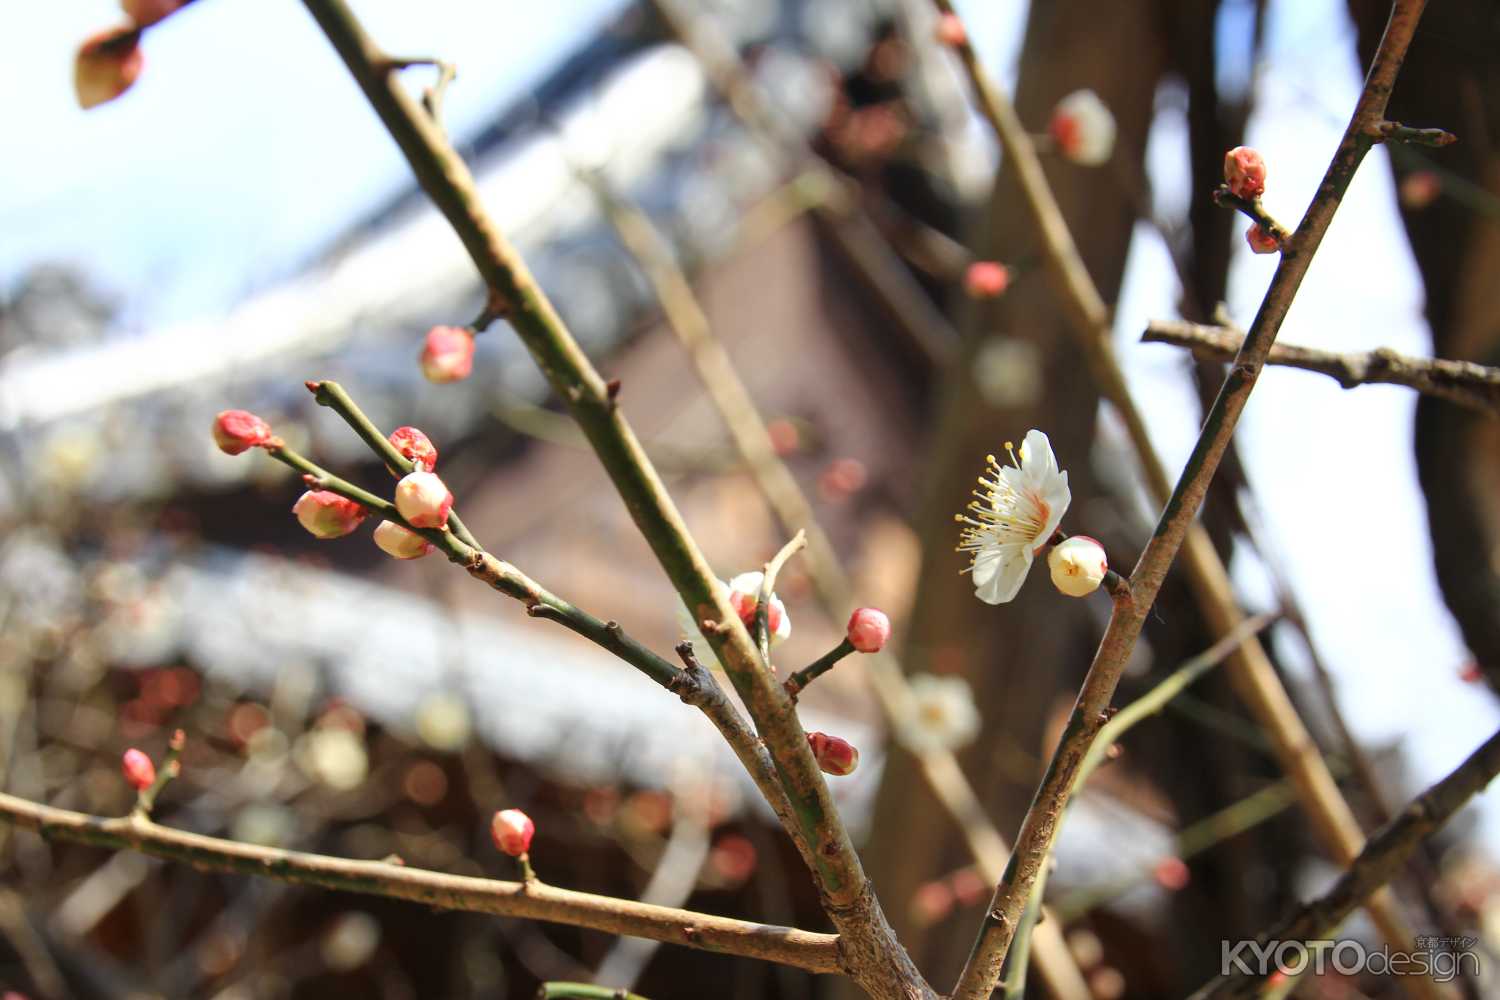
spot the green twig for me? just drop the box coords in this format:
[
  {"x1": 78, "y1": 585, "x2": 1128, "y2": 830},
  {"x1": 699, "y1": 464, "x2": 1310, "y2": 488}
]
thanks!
[
  {"x1": 755, "y1": 532, "x2": 805, "y2": 667},
  {"x1": 305, "y1": 379, "x2": 482, "y2": 548},
  {"x1": 784, "y1": 639, "x2": 855, "y2": 700},
  {"x1": 132, "y1": 729, "x2": 185, "y2": 819}
]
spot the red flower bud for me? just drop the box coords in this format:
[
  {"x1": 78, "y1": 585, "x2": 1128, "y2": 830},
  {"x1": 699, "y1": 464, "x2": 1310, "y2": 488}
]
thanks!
[
  {"x1": 1245, "y1": 224, "x2": 1280, "y2": 255},
  {"x1": 934, "y1": 13, "x2": 966, "y2": 48},
  {"x1": 964, "y1": 261, "x2": 1010, "y2": 300},
  {"x1": 846, "y1": 607, "x2": 891, "y2": 653},
  {"x1": 419, "y1": 326, "x2": 475, "y2": 384},
  {"x1": 292, "y1": 490, "x2": 366, "y2": 539},
  {"x1": 491, "y1": 808, "x2": 535, "y2": 856},
  {"x1": 388, "y1": 426, "x2": 438, "y2": 472},
  {"x1": 75, "y1": 27, "x2": 143, "y2": 110},
  {"x1": 212, "y1": 409, "x2": 271, "y2": 455},
  {"x1": 122, "y1": 748, "x2": 156, "y2": 790},
  {"x1": 1153, "y1": 856, "x2": 1190, "y2": 892},
  {"x1": 394, "y1": 471, "x2": 453, "y2": 529},
  {"x1": 807, "y1": 731, "x2": 860, "y2": 776},
  {"x1": 1223, "y1": 146, "x2": 1267, "y2": 200}
]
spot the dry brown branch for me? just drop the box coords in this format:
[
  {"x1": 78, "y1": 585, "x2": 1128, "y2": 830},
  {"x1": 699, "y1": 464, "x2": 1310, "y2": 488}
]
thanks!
[
  {"x1": 1143, "y1": 319, "x2": 1500, "y2": 417},
  {"x1": 1193, "y1": 725, "x2": 1500, "y2": 998},
  {"x1": 0, "y1": 792, "x2": 841, "y2": 975}
]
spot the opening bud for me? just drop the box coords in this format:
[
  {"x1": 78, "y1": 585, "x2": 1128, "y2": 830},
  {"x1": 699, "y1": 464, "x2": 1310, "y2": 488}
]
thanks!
[
  {"x1": 394, "y1": 471, "x2": 453, "y2": 529},
  {"x1": 1047, "y1": 535, "x2": 1108, "y2": 597},
  {"x1": 807, "y1": 731, "x2": 860, "y2": 776},
  {"x1": 1048, "y1": 89, "x2": 1116, "y2": 166},
  {"x1": 1245, "y1": 223, "x2": 1280, "y2": 255},
  {"x1": 491, "y1": 808, "x2": 535, "y2": 857},
  {"x1": 75, "y1": 27, "x2": 143, "y2": 109},
  {"x1": 388, "y1": 426, "x2": 438, "y2": 472},
  {"x1": 964, "y1": 261, "x2": 1010, "y2": 300},
  {"x1": 419, "y1": 326, "x2": 475, "y2": 384},
  {"x1": 1223, "y1": 146, "x2": 1267, "y2": 200},
  {"x1": 122, "y1": 748, "x2": 156, "y2": 790},
  {"x1": 846, "y1": 607, "x2": 891, "y2": 653},
  {"x1": 293, "y1": 490, "x2": 366, "y2": 539},
  {"x1": 373, "y1": 521, "x2": 433, "y2": 560},
  {"x1": 212, "y1": 409, "x2": 272, "y2": 455},
  {"x1": 725, "y1": 571, "x2": 791, "y2": 645}
]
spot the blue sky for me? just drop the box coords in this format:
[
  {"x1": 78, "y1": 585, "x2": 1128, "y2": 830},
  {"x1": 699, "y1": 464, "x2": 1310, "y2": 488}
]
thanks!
[{"x1": 4, "y1": 0, "x2": 1496, "y2": 865}]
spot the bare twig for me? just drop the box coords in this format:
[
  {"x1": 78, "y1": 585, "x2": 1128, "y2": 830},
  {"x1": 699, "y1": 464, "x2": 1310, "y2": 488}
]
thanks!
[
  {"x1": 756, "y1": 532, "x2": 806, "y2": 666},
  {"x1": 940, "y1": 1, "x2": 1435, "y2": 995},
  {"x1": 0, "y1": 793, "x2": 840, "y2": 975},
  {"x1": 1143, "y1": 320, "x2": 1500, "y2": 417},
  {"x1": 1193, "y1": 725, "x2": 1500, "y2": 998}
]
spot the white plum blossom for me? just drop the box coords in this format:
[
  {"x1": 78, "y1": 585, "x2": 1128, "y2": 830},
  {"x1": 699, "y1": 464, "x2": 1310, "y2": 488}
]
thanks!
[
  {"x1": 900, "y1": 673, "x2": 981, "y2": 752},
  {"x1": 957, "y1": 429, "x2": 1071, "y2": 604},
  {"x1": 675, "y1": 571, "x2": 792, "y2": 651}
]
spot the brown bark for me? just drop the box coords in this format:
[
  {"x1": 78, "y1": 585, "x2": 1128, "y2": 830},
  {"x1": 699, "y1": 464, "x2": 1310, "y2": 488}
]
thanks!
[{"x1": 1349, "y1": 0, "x2": 1500, "y2": 686}]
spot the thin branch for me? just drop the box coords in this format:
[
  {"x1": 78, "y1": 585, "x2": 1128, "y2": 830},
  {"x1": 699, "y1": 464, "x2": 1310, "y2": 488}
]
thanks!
[
  {"x1": 1192, "y1": 725, "x2": 1500, "y2": 999},
  {"x1": 670, "y1": 643, "x2": 810, "y2": 864},
  {"x1": 0, "y1": 793, "x2": 840, "y2": 975},
  {"x1": 295, "y1": 5, "x2": 920, "y2": 995},
  {"x1": 784, "y1": 640, "x2": 855, "y2": 700},
  {"x1": 1369, "y1": 119, "x2": 1457, "y2": 146},
  {"x1": 756, "y1": 532, "x2": 806, "y2": 665},
  {"x1": 1212, "y1": 185, "x2": 1292, "y2": 246},
  {"x1": 943, "y1": 1, "x2": 1433, "y2": 996},
  {"x1": 1143, "y1": 320, "x2": 1500, "y2": 417}
]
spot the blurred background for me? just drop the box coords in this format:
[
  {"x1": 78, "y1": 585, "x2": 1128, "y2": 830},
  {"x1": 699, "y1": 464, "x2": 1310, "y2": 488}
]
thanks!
[{"x1": 1, "y1": 0, "x2": 1498, "y2": 997}]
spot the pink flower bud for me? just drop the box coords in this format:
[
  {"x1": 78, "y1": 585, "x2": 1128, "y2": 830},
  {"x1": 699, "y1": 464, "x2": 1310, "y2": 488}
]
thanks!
[
  {"x1": 292, "y1": 490, "x2": 366, "y2": 539},
  {"x1": 122, "y1": 0, "x2": 184, "y2": 27},
  {"x1": 491, "y1": 808, "x2": 535, "y2": 856},
  {"x1": 212, "y1": 409, "x2": 272, "y2": 455},
  {"x1": 122, "y1": 748, "x2": 155, "y2": 790},
  {"x1": 1399, "y1": 170, "x2": 1442, "y2": 210},
  {"x1": 934, "y1": 12, "x2": 966, "y2": 47},
  {"x1": 1245, "y1": 223, "x2": 1280, "y2": 255},
  {"x1": 394, "y1": 471, "x2": 453, "y2": 529},
  {"x1": 373, "y1": 521, "x2": 433, "y2": 560},
  {"x1": 846, "y1": 607, "x2": 891, "y2": 653},
  {"x1": 807, "y1": 731, "x2": 860, "y2": 776},
  {"x1": 964, "y1": 261, "x2": 1010, "y2": 300},
  {"x1": 1223, "y1": 146, "x2": 1266, "y2": 200},
  {"x1": 1047, "y1": 535, "x2": 1107, "y2": 597},
  {"x1": 1048, "y1": 89, "x2": 1116, "y2": 166},
  {"x1": 419, "y1": 326, "x2": 475, "y2": 384},
  {"x1": 388, "y1": 426, "x2": 438, "y2": 472},
  {"x1": 1153, "y1": 856, "x2": 1190, "y2": 892},
  {"x1": 75, "y1": 27, "x2": 143, "y2": 109}
]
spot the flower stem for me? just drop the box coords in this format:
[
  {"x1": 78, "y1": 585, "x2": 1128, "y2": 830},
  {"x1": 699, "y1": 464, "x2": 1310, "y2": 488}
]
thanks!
[{"x1": 784, "y1": 639, "x2": 856, "y2": 700}]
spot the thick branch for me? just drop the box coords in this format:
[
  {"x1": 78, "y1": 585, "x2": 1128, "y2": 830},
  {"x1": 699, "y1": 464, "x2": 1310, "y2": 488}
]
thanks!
[
  {"x1": 1143, "y1": 320, "x2": 1500, "y2": 417},
  {"x1": 942, "y1": 2, "x2": 1432, "y2": 996},
  {"x1": 1192, "y1": 725, "x2": 1500, "y2": 999},
  {"x1": 0, "y1": 793, "x2": 840, "y2": 975}
]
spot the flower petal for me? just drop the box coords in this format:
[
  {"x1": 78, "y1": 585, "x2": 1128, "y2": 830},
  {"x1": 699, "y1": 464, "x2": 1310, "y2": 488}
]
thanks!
[{"x1": 974, "y1": 545, "x2": 1032, "y2": 604}]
